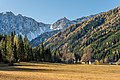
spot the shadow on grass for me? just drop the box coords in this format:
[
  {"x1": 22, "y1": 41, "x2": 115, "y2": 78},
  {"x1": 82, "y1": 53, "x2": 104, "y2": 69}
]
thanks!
[
  {"x1": 12, "y1": 64, "x2": 49, "y2": 67},
  {"x1": 29, "y1": 62, "x2": 67, "y2": 66},
  {"x1": 12, "y1": 62, "x2": 67, "y2": 67},
  {"x1": 0, "y1": 62, "x2": 61, "y2": 72},
  {"x1": 0, "y1": 66, "x2": 58, "y2": 72},
  {"x1": 0, "y1": 62, "x2": 66, "y2": 72}
]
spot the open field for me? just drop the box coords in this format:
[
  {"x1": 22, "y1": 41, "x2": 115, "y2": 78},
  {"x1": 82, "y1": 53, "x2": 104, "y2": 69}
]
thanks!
[{"x1": 0, "y1": 62, "x2": 120, "y2": 80}]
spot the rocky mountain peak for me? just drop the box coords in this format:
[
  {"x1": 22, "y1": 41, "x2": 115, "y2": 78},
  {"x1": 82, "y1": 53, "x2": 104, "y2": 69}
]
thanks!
[
  {"x1": 50, "y1": 17, "x2": 70, "y2": 30},
  {"x1": 0, "y1": 12, "x2": 51, "y2": 40}
]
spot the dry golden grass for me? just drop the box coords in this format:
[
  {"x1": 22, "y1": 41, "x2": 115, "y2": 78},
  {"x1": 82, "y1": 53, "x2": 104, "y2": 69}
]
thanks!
[{"x1": 0, "y1": 62, "x2": 120, "y2": 80}]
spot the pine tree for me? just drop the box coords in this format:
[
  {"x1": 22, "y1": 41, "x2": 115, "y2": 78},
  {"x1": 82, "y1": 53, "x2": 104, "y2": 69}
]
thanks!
[
  {"x1": 29, "y1": 47, "x2": 33, "y2": 61},
  {"x1": 6, "y1": 35, "x2": 14, "y2": 65},
  {"x1": 44, "y1": 48, "x2": 52, "y2": 62},
  {"x1": 13, "y1": 43, "x2": 18, "y2": 62},
  {"x1": 24, "y1": 35, "x2": 30, "y2": 61},
  {"x1": 0, "y1": 37, "x2": 7, "y2": 62},
  {"x1": 17, "y1": 35, "x2": 25, "y2": 61},
  {"x1": 13, "y1": 35, "x2": 18, "y2": 62},
  {"x1": 32, "y1": 47, "x2": 39, "y2": 61},
  {"x1": 40, "y1": 42, "x2": 44, "y2": 61}
]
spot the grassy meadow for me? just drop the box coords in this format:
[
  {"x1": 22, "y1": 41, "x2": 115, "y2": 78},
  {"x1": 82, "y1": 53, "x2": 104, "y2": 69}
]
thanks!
[{"x1": 0, "y1": 62, "x2": 120, "y2": 80}]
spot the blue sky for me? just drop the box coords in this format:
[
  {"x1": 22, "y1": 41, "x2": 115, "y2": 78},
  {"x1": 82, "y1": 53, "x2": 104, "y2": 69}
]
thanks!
[{"x1": 0, "y1": 0, "x2": 119, "y2": 23}]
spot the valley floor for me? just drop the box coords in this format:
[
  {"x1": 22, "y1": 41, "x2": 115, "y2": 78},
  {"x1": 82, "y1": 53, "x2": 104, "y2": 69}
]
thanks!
[{"x1": 0, "y1": 62, "x2": 120, "y2": 80}]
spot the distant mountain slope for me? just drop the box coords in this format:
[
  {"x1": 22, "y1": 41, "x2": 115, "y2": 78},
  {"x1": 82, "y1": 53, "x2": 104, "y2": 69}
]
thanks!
[
  {"x1": 0, "y1": 11, "x2": 94, "y2": 42},
  {"x1": 44, "y1": 6, "x2": 120, "y2": 62},
  {"x1": 0, "y1": 12, "x2": 51, "y2": 40},
  {"x1": 30, "y1": 15, "x2": 95, "y2": 47},
  {"x1": 50, "y1": 17, "x2": 71, "y2": 30},
  {"x1": 30, "y1": 30, "x2": 59, "y2": 47}
]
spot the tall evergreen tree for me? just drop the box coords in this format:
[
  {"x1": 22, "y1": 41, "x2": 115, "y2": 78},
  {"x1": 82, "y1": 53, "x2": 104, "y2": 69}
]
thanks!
[
  {"x1": 24, "y1": 35, "x2": 31, "y2": 61},
  {"x1": 13, "y1": 35, "x2": 18, "y2": 62},
  {"x1": 13, "y1": 43, "x2": 18, "y2": 62},
  {"x1": 44, "y1": 48, "x2": 52, "y2": 62},
  {"x1": 29, "y1": 47, "x2": 33, "y2": 61},
  {"x1": 6, "y1": 35, "x2": 14, "y2": 65},
  {"x1": 17, "y1": 35, "x2": 25, "y2": 61},
  {"x1": 0, "y1": 37, "x2": 7, "y2": 62},
  {"x1": 40, "y1": 42, "x2": 44, "y2": 61}
]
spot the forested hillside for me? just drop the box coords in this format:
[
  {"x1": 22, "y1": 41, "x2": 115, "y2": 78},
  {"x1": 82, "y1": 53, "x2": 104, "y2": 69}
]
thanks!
[{"x1": 44, "y1": 6, "x2": 120, "y2": 63}]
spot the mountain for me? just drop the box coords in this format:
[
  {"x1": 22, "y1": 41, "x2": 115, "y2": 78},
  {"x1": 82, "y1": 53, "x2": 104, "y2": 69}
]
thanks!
[
  {"x1": 44, "y1": 7, "x2": 120, "y2": 62},
  {"x1": 30, "y1": 30, "x2": 59, "y2": 47},
  {"x1": 30, "y1": 15, "x2": 95, "y2": 47},
  {"x1": 50, "y1": 16, "x2": 96, "y2": 31},
  {"x1": 50, "y1": 17, "x2": 71, "y2": 30},
  {"x1": 0, "y1": 11, "x2": 94, "y2": 42},
  {"x1": 0, "y1": 11, "x2": 96, "y2": 46},
  {"x1": 30, "y1": 17, "x2": 72, "y2": 47},
  {"x1": 0, "y1": 12, "x2": 51, "y2": 40}
]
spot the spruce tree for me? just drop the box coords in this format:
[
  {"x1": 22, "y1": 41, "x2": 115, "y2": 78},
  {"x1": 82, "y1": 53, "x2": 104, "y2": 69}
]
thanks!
[
  {"x1": 6, "y1": 35, "x2": 14, "y2": 65},
  {"x1": 24, "y1": 35, "x2": 30, "y2": 61},
  {"x1": 29, "y1": 47, "x2": 33, "y2": 61},
  {"x1": 13, "y1": 35, "x2": 18, "y2": 62},
  {"x1": 40, "y1": 42, "x2": 44, "y2": 61},
  {"x1": 13, "y1": 43, "x2": 18, "y2": 62},
  {"x1": 17, "y1": 35, "x2": 25, "y2": 61},
  {"x1": 44, "y1": 48, "x2": 52, "y2": 62},
  {"x1": 0, "y1": 37, "x2": 7, "y2": 62}
]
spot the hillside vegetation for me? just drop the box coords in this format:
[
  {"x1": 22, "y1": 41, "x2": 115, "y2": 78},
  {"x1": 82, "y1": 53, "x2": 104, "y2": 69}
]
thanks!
[{"x1": 44, "y1": 6, "x2": 120, "y2": 63}]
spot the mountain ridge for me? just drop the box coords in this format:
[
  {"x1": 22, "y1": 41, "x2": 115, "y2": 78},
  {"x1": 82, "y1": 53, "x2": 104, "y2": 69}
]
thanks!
[
  {"x1": 0, "y1": 11, "x2": 52, "y2": 40},
  {"x1": 44, "y1": 6, "x2": 120, "y2": 62},
  {"x1": 30, "y1": 15, "x2": 96, "y2": 46}
]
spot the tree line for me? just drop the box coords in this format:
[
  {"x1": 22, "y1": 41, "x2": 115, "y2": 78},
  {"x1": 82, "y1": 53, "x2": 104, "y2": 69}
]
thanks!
[
  {"x1": 0, "y1": 31, "x2": 119, "y2": 65},
  {"x1": 0, "y1": 32, "x2": 62, "y2": 65}
]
